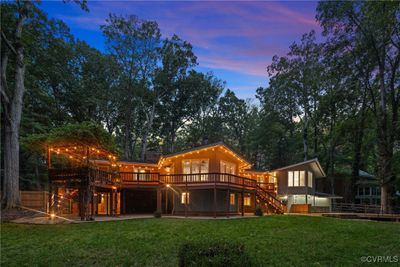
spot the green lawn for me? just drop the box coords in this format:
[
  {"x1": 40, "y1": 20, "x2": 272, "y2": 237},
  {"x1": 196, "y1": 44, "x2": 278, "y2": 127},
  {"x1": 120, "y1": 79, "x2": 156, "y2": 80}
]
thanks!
[{"x1": 1, "y1": 216, "x2": 399, "y2": 266}]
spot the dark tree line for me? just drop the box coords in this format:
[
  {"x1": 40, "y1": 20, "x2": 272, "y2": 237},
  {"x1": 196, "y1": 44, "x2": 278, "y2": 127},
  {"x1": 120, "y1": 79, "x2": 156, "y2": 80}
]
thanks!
[{"x1": 1, "y1": 1, "x2": 399, "y2": 211}]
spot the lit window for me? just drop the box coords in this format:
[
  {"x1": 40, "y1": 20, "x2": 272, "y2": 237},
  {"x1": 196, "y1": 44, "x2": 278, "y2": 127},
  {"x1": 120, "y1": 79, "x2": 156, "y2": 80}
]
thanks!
[
  {"x1": 244, "y1": 197, "x2": 251, "y2": 206},
  {"x1": 294, "y1": 171, "x2": 299, "y2": 186},
  {"x1": 288, "y1": 171, "x2": 293, "y2": 187},
  {"x1": 230, "y1": 193, "x2": 235, "y2": 205},
  {"x1": 308, "y1": 172, "x2": 313, "y2": 187},
  {"x1": 299, "y1": 171, "x2": 305, "y2": 186},
  {"x1": 181, "y1": 192, "x2": 190, "y2": 204}
]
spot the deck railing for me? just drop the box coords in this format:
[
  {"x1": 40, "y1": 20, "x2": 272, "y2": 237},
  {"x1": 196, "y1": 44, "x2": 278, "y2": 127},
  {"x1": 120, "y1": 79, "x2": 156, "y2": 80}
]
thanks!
[
  {"x1": 49, "y1": 168, "x2": 262, "y2": 189},
  {"x1": 119, "y1": 172, "x2": 160, "y2": 184},
  {"x1": 49, "y1": 167, "x2": 88, "y2": 180},
  {"x1": 160, "y1": 173, "x2": 257, "y2": 188}
]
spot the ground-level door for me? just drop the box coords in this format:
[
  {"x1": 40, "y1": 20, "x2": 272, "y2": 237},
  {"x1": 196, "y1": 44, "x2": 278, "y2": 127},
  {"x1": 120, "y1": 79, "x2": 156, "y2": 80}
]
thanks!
[{"x1": 97, "y1": 191, "x2": 120, "y2": 215}]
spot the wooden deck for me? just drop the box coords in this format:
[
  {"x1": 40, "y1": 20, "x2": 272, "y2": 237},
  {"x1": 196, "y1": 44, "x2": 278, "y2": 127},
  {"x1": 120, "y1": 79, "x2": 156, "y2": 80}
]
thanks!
[{"x1": 48, "y1": 168, "x2": 275, "y2": 192}]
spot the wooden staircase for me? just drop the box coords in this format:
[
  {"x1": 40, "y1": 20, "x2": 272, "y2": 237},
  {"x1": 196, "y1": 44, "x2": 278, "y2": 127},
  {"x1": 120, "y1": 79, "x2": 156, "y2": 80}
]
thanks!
[{"x1": 256, "y1": 185, "x2": 285, "y2": 214}]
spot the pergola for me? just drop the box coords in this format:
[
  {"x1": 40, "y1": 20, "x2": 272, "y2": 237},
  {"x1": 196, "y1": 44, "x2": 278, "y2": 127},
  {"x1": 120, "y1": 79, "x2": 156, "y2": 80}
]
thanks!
[
  {"x1": 46, "y1": 143, "x2": 118, "y2": 220},
  {"x1": 26, "y1": 122, "x2": 120, "y2": 220}
]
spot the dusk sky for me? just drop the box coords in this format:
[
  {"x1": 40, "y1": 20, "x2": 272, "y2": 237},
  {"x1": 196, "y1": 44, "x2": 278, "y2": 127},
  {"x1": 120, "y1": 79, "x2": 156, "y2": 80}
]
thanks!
[{"x1": 41, "y1": 1, "x2": 322, "y2": 99}]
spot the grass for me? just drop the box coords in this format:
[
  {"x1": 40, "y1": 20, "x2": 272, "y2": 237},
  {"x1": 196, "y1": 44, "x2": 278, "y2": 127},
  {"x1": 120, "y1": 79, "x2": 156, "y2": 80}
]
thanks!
[{"x1": 1, "y1": 215, "x2": 399, "y2": 266}]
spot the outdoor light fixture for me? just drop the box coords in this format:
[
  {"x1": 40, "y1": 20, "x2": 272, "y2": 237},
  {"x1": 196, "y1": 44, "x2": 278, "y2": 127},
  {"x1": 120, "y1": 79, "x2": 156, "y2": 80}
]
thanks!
[{"x1": 50, "y1": 213, "x2": 56, "y2": 219}]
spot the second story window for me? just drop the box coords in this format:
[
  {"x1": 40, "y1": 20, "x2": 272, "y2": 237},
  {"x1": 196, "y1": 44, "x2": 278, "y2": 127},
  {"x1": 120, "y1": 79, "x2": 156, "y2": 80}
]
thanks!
[
  {"x1": 308, "y1": 172, "x2": 313, "y2": 188},
  {"x1": 288, "y1": 171, "x2": 306, "y2": 187},
  {"x1": 220, "y1": 161, "x2": 236, "y2": 174}
]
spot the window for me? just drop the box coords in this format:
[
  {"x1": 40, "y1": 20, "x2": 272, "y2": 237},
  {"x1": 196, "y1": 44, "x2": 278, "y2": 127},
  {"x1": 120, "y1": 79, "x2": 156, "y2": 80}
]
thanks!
[
  {"x1": 220, "y1": 161, "x2": 236, "y2": 174},
  {"x1": 288, "y1": 171, "x2": 294, "y2": 187},
  {"x1": 134, "y1": 168, "x2": 147, "y2": 181},
  {"x1": 230, "y1": 193, "x2": 235, "y2": 205},
  {"x1": 288, "y1": 171, "x2": 308, "y2": 187},
  {"x1": 220, "y1": 161, "x2": 236, "y2": 182},
  {"x1": 181, "y1": 192, "x2": 190, "y2": 204},
  {"x1": 299, "y1": 171, "x2": 305, "y2": 186},
  {"x1": 372, "y1": 187, "x2": 376, "y2": 195},
  {"x1": 358, "y1": 187, "x2": 364, "y2": 196},
  {"x1": 244, "y1": 196, "x2": 251, "y2": 206},
  {"x1": 308, "y1": 172, "x2": 313, "y2": 188},
  {"x1": 183, "y1": 159, "x2": 209, "y2": 181},
  {"x1": 294, "y1": 171, "x2": 299, "y2": 186},
  {"x1": 365, "y1": 187, "x2": 371, "y2": 196}
]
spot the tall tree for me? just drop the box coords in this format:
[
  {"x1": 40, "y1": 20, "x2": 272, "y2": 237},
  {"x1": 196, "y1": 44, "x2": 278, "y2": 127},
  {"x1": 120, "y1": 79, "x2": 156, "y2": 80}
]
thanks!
[
  {"x1": 1, "y1": 0, "x2": 87, "y2": 208},
  {"x1": 156, "y1": 35, "x2": 197, "y2": 153},
  {"x1": 101, "y1": 14, "x2": 161, "y2": 160},
  {"x1": 317, "y1": 0, "x2": 400, "y2": 211}
]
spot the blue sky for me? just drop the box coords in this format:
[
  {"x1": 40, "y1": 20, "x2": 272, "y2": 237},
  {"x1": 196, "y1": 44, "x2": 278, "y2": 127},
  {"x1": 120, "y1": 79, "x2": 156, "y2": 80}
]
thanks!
[{"x1": 40, "y1": 1, "x2": 321, "y2": 99}]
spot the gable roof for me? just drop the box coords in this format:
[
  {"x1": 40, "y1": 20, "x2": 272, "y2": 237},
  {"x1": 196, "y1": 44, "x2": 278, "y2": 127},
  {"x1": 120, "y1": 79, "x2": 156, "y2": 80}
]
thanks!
[
  {"x1": 158, "y1": 142, "x2": 252, "y2": 168},
  {"x1": 272, "y1": 158, "x2": 326, "y2": 178}
]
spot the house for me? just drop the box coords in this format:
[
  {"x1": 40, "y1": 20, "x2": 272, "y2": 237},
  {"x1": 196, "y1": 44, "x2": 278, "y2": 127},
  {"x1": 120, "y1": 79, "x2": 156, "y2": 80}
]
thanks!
[
  {"x1": 271, "y1": 159, "x2": 340, "y2": 213},
  {"x1": 47, "y1": 142, "x2": 336, "y2": 219},
  {"x1": 355, "y1": 170, "x2": 381, "y2": 205}
]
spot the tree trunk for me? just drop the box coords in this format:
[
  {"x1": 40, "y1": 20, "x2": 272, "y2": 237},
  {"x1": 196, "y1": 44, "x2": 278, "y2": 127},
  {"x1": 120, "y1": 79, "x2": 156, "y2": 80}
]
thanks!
[
  {"x1": 377, "y1": 61, "x2": 391, "y2": 213},
  {"x1": 3, "y1": 121, "x2": 21, "y2": 208},
  {"x1": 351, "y1": 87, "x2": 367, "y2": 202},
  {"x1": 303, "y1": 113, "x2": 308, "y2": 161},
  {"x1": 1, "y1": 5, "x2": 27, "y2": 208},
  {"x1": 140, "y1": 102, "x2": 156, "y2": 161},
  {"x1": 123, "y1": 123, "x2": 131, "y2": 160}
]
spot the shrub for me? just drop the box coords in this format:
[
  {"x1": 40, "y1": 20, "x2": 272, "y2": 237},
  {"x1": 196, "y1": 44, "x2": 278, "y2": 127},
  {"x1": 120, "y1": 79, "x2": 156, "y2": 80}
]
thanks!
[
  {"x1": 153, "y1": 211, "x2": 162, "y2": 218},
  {"x1": 254, "y1": 206, "x2": 264, "y2": 216},
  {"x1": 178, "y1": 240, "x2": 253, "y2": 267}
]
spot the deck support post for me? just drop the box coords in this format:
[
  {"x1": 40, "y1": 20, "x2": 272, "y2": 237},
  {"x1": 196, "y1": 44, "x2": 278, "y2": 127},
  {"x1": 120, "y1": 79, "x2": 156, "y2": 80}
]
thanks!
[
  {"x1": 213, "y1": 176, "x2": 217, "y2": 218},
  {"x1": 185, "y1": 177, "x2": 188, "y2": 217},
  {"x1": 109, "y1": 189, "x2": 114, "y2": 216},
  {"x1": 165, "y1": 188, "x2": 168, "y2": 214},
  {"x1": 254, "y1": 190, "x2": 257, "y2": 214},
  {"x1": 48, "y1": 182, "x2": 53, "y2": 214},
  {"x1": 122, "y1": 189, "x2": 126, "y2": 215},
  {"x1": 226, "y1": 188, "x2": 230, "y2": 218},
  {"x1": 91, "y1": 187, "x2": 97, "y2": 218},
  {"x1": 241, "y1": 190, "x2": 244, "y2": 216},
  {"x1": 156, "y1": 186, "x2": 162, "y2": 213}
]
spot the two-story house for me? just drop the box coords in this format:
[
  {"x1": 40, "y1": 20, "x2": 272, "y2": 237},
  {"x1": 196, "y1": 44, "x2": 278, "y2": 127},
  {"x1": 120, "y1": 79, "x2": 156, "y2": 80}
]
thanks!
[{"x1": 48, "y1": 142, "x2": 337, "y2": 219}]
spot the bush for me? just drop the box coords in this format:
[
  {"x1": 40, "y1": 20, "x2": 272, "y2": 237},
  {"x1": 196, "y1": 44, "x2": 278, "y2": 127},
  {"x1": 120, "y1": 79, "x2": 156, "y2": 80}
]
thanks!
[
  {"x1": 178, "y1": 240, "x2": 253, "y2": 267},
  {"x1": 153, "y1": 211, "x2": 162, "y2": 218},
  {"x1": 254, "y1": 206, "x2": 264, "y2": 216}
]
